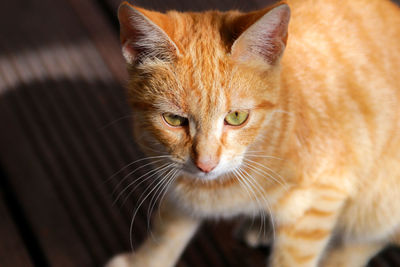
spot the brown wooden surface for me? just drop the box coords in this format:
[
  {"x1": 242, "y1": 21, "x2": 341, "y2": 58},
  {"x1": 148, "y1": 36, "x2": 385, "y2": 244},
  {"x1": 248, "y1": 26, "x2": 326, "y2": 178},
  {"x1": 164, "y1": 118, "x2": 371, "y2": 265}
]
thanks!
[
  {"x1": 0, "y1": 0, "x2": 400, "y2": 266},
  {"x1": 0, "y1": 188, "x2": 34, "y2": 267}
]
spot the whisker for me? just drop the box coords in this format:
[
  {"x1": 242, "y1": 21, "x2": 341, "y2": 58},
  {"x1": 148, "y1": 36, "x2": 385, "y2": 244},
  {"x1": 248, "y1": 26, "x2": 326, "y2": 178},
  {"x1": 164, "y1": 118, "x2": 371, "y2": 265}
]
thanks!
[
  {"x1": 114, "y1": 162, "x2": 172, "y2": 205},
  {"x1": 147, "y1": 167, "x2": 176, "y2": 223},
  {"x1": 231, "y1": 170, "x2": 258, "y2": 233},
  {"x1": 111, "y1": 158, "x2": 168, "y2": 195},
  {"x1": 98, "y1": 114, "x2": 133, "y2": 131},
  {"x1": 128, "y1": 172, "x2": 164, "y2": 251},
  {"x1": 239, "y1": 166, "x2": 276, "y2": 242},
  {"x1": 236, "y1": 168, "x2": 267, "y2": 239},
  {"x1": 242, "y1": 162, "x2": 286, "y2": 191},
  {"x1": 129, "y1": 164, "x2": 176, "y2": 250},
  {"x1": 243, "y1": 159, "x2": 288, "y2": 190},
  {"x1": 106, "y1": 155, "x2": 171, "y2": 183},
  {"x1": 156, "y1": 168, "x2": 180, "y2": 220},
  {"x1": 119, "y1": 163, "x2": 175, "y2": 206},
  {"x1": 244, "y1": 162, "x2": 289, "y2": 194},
  {"x1": 139, "y1": 143, "x2": 168, "y2": 154},
  {"x1": 244, "y1": 153, "x2": 283, "y2": 161},
  {"x1": 146, "y1": 167, "x2": 176, "y2": 239},
  {"x1": 146, "y1": 168, "x2": 180, "y2": 240},
  {"x1": 232, "y1": 169, "x2": 255, "y2": 207},
  {"x1": 234, "y1": 170, "x2": 260, "y2": 218},
  {"x1": 236, "y1": 168, "x2": 266, "y2": 234}
]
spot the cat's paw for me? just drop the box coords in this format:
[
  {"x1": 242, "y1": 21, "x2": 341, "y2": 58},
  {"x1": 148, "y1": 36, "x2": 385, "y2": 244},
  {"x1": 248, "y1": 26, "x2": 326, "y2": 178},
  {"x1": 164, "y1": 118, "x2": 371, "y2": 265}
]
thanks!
[
  {"x1": 235, "y1": 218, "x2": 273, "y2": 248},
  {"x1": 321, "y1": 255, "x2": 352, "y2": 267},
  {"x1": 105, "y1": 253, "x2": 135, "y2": 267}
]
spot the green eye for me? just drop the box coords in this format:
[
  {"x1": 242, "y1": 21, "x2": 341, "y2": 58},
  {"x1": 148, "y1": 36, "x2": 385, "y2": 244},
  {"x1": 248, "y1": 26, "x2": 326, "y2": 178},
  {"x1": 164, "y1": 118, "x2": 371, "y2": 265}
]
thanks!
[
  {"x1": 162, "y1": 113, "x2": 188, "y2": 127},
  {"x1": 224, "y1": 110, "x2": 249, "y2": 126}
]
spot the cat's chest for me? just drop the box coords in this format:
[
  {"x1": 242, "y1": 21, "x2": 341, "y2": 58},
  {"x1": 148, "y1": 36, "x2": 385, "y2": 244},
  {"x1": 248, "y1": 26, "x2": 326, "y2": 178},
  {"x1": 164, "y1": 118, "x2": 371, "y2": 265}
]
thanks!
[{"x1": 170, "y1": 181, "x2": 264, "y2": 218}]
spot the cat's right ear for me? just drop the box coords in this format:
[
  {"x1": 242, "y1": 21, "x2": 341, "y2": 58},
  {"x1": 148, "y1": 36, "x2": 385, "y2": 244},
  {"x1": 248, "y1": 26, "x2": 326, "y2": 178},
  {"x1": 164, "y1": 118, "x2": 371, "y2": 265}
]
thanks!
[{"x1": 118, "y1": 2, "x2": 179, "y2": 65}]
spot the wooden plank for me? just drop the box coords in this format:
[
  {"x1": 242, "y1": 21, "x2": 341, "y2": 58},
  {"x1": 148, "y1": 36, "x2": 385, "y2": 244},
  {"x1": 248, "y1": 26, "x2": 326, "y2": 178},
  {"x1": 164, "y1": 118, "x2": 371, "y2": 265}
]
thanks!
[
  {"x1": 101, "y1": 0, "x2": 269, "y2": 13},
  {"x1": 375, "y1": 247, "x2": 400, "y2": 267},
  {"x1": 0, "y1": 0, "x2": 136, "y2": 266},
  {"x1": 65, "y1": 0, "x2": 128, "y2": 84},
  {"x1": 0, "y1": 85, "x2": 96, "y2": 267},
  {"x1": 0, "y1": 186, "x2": 34, "y2": 267}
]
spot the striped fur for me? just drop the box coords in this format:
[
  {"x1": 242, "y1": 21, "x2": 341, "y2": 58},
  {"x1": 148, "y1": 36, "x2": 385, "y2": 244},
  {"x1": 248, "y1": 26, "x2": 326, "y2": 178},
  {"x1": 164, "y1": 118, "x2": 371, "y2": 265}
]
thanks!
[{"x1": 108, "y1": 0, "x2": 400, "y2": 266}]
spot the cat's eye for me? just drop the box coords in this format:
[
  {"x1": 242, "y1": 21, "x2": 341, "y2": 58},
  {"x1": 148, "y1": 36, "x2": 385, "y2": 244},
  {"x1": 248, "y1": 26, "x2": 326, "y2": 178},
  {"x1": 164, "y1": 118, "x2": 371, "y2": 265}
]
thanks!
[
  {"x1": 162, "y1": 113, "x2": 188, "y2": 127},
  {"x1": 224, "y1": 110, "x2": 249, "y2": 126}
]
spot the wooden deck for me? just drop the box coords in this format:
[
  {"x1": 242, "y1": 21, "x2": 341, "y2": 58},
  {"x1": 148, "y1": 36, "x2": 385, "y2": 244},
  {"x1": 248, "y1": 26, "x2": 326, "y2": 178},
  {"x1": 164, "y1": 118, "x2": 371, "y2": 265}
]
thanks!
[{"x1": 0, "y1": 0, "x2": 400, "y2": 266}]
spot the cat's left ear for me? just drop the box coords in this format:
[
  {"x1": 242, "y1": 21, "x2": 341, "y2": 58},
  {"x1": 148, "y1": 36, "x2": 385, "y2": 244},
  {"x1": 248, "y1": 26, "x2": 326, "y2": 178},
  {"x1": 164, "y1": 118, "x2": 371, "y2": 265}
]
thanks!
[
  {"x1": 231, "y1": 4, "x2": 291, "y2": 66},
  {"x1": 118, "y1": 2, "x2": 179, "y2": 65}
]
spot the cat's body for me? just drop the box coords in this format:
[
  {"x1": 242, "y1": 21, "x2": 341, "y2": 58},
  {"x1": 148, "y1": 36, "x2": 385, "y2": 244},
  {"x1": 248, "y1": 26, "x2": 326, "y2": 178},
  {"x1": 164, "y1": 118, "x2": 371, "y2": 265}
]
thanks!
[
  {"x1": 108, "y1": 0, "x2": 400, "y2": 266},
  {"x1": 282, "y1": 0, "x2": 400, "y2": 247}
]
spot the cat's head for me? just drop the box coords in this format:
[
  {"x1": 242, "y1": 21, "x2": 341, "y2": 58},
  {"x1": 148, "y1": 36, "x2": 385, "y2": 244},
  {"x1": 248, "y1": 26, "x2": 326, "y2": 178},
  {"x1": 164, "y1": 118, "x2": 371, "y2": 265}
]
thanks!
[{"x1": 118, "y1": 2, "x2": 290, "y2": 180}]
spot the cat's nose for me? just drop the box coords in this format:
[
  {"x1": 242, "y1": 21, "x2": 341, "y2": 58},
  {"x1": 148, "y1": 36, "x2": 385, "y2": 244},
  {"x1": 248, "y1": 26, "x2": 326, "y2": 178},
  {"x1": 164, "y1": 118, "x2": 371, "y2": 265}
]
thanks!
[{"x1": 195, "y1": 159, "x2": 219, "y2": 173}]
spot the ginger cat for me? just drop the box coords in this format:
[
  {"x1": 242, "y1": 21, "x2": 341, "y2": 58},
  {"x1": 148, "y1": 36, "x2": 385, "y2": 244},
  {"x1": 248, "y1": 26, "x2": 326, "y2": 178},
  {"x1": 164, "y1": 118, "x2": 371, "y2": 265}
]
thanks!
[{"x1": 107, "y1": 0, "x2": 400, "y2": 266}]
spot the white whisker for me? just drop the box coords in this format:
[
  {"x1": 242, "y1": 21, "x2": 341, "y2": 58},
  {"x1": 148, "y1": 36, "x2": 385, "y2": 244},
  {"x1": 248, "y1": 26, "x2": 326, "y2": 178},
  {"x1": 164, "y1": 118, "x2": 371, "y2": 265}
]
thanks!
[
  {"x1": 243, "y1": 159, "x2": 288, "y2": 190},
  {"x1": 112, "y1": 158, "x2": 168, "y2": 195},
  {"x1": 106, "y1": 155, "x2": 171, "y2": 183},
  {"x1": 157, "y1": 168, "x2": 180, "y2": 219},
  {"x1": 114, "y1": 162, "x2": 172, "y2": 205},
  {"x1": 244, "y1": 154, "x2": 283, "y2": 160},
  {"x1": 129, "y1": 164, "x2": 176, "y2": 250},
  {"x1": 99, "y1": 114, "x2": 133, "y2": 130},
  {"x1": 236, "y1": 168, "x2": 267, "y2": 239},
  {"x1": 146, "y1": 167, "x2": 176, "y2": 238},
  {"x1": 239, "y1": 166, "x2": 276, "y2": 242},
  {"x1": 147, "y1": 167, "x2": 176, "y2": 222}
]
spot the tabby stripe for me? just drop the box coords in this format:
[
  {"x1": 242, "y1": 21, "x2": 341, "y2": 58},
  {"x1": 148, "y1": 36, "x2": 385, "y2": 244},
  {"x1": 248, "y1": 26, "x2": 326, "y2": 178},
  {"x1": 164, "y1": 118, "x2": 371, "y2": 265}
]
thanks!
[
  {"x1": 319, "y1": 195, "x2": 343, "y2": 202},
  {"x1": 286, "y1": 246, "x2": 316, "y2": 264},
  {"x1": 313, "y1": 184, "x2": 346, "y2": 194},
  {"x1": 304, "y1": 208, "x2": 334, "y2": 217},
  {"x1": 283, "y1": 228, "x2": 330, "y2": 241},
  {"x1": 328, "y1": 6, "x2": 379, "y2": 145}
]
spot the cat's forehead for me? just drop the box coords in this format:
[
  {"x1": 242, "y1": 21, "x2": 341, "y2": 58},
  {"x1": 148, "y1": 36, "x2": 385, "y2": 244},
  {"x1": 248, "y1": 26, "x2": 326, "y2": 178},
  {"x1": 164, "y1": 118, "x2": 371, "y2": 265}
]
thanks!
[
  {"x1": 162, "y1": 12, "x2": 233, "y2": 115},
  {"x1": 170, "y1": 59, "x2": 257, "y2": 119},
  {"x1": 176, "y1": 49, "x2": 230, "y2": 105},
  {"x1": 166, "y1": 10, "x2": 232, "y2": 50}
]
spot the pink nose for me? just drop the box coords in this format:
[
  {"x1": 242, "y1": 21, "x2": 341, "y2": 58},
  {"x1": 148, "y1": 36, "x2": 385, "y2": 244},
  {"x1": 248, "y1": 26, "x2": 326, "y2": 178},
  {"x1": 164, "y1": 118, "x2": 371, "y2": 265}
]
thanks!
[{"x1": 195, "y1": 160, "x2": 218, "y2": 173}]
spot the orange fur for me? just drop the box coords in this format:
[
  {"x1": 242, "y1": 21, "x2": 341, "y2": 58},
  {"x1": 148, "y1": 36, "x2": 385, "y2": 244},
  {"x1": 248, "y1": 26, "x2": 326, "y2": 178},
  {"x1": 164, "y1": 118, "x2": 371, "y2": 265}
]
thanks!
[{"x1": 108, "y1": 1, "x2": 400, "y2": 267}]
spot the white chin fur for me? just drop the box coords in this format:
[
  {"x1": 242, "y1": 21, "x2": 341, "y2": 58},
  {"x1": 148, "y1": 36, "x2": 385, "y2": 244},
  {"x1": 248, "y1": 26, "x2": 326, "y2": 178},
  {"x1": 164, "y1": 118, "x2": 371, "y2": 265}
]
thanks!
[
  {"x1": 182, "y1": 170, "x2": 222, "y2": 181},
  {"x1": 181, "y1": 156, "x2": 243, "y2": 181}
]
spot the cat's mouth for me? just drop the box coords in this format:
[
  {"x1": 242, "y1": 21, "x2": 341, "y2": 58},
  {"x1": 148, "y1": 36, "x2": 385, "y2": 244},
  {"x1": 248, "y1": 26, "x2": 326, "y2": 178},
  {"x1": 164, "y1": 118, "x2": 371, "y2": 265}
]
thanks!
[
  {"x1": 179, "y1": 157, "x2": 243, "y2": 181},
  {"x1": 180, "y1": 165, "x2": 222, "y2": 180}
]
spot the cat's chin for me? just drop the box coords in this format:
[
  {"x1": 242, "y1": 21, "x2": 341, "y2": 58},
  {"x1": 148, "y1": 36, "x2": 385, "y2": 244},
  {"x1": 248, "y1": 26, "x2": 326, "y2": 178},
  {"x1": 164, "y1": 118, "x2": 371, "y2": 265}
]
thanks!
[{"x1": 180, "y1": 169, "x2": 230, "y2": 181}]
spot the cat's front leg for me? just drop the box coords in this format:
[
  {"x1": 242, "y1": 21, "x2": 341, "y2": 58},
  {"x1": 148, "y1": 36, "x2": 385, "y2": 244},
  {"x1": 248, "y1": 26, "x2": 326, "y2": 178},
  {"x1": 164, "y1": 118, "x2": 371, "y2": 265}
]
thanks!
[
  {"x1": 321, "y1": 242, "x2": 385, "y2": 267},
  {"x1": 106, "y1": 200, "x2": 200, "y2": 267},
  {"x1": 269, "y1": 185, "x2": 347, "y2": 267}
]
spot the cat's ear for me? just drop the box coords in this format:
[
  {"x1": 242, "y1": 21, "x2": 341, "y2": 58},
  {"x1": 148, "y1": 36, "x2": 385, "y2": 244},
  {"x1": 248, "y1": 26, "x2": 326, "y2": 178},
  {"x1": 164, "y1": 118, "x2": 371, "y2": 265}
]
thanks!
[
  {"x1": 231, "y1": 4, "x2": 290, "y2": 66},
  {"x1": 118, "y1": 2, "x2": 179, "y2": 65}
]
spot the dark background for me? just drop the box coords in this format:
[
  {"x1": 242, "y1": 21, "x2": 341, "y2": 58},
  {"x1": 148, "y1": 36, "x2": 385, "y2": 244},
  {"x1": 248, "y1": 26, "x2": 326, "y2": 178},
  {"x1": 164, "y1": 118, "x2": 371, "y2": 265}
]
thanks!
[{"x1": 1, "y1": 0, "x2": 400, "y2": 266}]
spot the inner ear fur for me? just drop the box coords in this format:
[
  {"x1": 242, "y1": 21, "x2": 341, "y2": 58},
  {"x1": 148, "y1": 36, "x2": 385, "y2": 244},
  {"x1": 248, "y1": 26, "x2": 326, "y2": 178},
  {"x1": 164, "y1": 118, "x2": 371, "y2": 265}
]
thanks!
[
  {"x1": 230, "y1": 2, "x2": 291, "y2": 65},
  {"x1": 118, "y1": 2, "x2": 179, "y2": 65}
]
